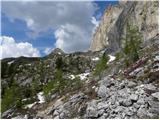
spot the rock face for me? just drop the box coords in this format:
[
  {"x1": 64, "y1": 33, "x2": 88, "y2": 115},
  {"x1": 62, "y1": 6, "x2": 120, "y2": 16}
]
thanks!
[
  {"x1": 90, "y1": 4, "x2": 123, "y2": 51},
  {"x1": 90, "y1": 1, "x2": 158, "y2": 52}
]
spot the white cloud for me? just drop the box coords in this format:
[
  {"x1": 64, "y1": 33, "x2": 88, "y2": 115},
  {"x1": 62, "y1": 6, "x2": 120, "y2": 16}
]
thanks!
[
  {"x1": 55, "y1": 23, "x2": 92, "y2": 53},
  {"x1": 91, "y1": 17, "x2": 99, "y2": 27},
  {"x1": 0, "y1": 36, "x2": 40, "y2": 59},
  {"x1": 43, "y1": 47, "x2": 53, "y2": 55},
  {"x1": 2, "y1": 1, "x2": 98, "y2": 52}
]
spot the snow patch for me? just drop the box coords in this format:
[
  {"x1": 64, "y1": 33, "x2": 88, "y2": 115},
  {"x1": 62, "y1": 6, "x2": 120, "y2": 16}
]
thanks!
[
  {"x1": 92, "y1": 57, "x2": 99, "y2": 61},
  {"x1": 69, "y1": 72, "x2": 90, "y2": 80},
  {"x1": 69, "y1": 74, "x2": 76, "y2": 80},
  {"x1": 107, "y1": 55, "x2": 116, "y2": 64},
  {"x1": 8, "y1": 60, "x2": 14, "y2": 65},
  {"x1": 37, "y1": 92, "x2": 45, "y2": 104},
  {"x1": 108, "y1": 55, "x2": 116, "y2": 62},
  {"x1": 58, "y1": 52, "x2": 61, "y2": 55},
  {"x1": 24, "y1": 102, "x2": 37, "y2": 109},
  {"x1": 78, "y1": 72, "x2": 90, "y2": 80}
]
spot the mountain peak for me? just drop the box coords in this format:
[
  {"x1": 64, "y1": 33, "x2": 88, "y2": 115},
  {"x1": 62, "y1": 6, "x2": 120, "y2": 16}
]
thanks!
[{"x1": 50, "y1": 48, "x2": 65, "y2": 55}]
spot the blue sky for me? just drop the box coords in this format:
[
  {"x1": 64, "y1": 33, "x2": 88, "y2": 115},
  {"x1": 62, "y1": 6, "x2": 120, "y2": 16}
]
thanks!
[{"x1": 1, "y1": 1, "x2": 118, "y2": 58}]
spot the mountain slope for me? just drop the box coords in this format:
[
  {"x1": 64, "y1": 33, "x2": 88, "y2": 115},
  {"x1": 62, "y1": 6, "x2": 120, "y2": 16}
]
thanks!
[{"x1": 1, "y1": 1, "x2": 159, "y2": 119}]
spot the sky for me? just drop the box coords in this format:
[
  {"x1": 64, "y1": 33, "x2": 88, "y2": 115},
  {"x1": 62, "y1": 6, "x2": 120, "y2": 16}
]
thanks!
[{"x1": 1, "y1": 1, "x2": 118, "y2": 59}]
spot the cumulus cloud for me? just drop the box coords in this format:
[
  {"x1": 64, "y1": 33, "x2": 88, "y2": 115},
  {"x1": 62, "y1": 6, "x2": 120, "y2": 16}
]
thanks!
[
  {"x1": 43, "y1": 47, "x2": 53, "y2": 55},
  {"x1": 2, "y1": 1, "x2": 98, "y2": 52},
  {"x1": 55, "y1": 23, "x2": 92, "y2": 52},
  {"x1": 91, "y1": 17, "x2": 99, "y2": 27},
  {"x1": 0, "y1": 36, "x2": 40, "y2": 59}
]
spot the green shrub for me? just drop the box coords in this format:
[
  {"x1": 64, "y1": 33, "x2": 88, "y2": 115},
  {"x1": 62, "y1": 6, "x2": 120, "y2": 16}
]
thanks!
[
  {"x1": 43, "y1": 69, "x2": 63, "y2": 99},
  {"x1": 94, "y1": 53, "x2": 109, "y2": 76},
  {"x1": 1, "y1": 82, "x2": 21, "y2": 112},
  {"x1": 115, "y1": 51, "x2": 123, "y2": 61},
  {"x1": 56, "y1": 57, "x2": 64, "y2": 69},
  {"x1": 31, "y1": 79, "x2": 41, "y2": 95},
  {"x1": 71, "y1": 76, "x2": 83, "y2": 91}
]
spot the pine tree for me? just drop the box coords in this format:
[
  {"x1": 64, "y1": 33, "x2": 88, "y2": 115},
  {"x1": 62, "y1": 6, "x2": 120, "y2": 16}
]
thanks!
[{"x1": 122, "y1": 24, "x2": 142, "y2": 66}]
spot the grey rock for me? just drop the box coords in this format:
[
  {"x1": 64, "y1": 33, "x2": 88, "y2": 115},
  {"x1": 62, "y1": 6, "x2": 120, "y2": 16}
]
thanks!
[
  {"x1": 97, "y1": 85, "x2": 107, "y2": 98},
  {"x1": 97, "y1": 101, "x2": 109, "y2": 110},
  {"x1": 114, "y1": 106, "x2": 124, "y2": 113},
  {"x1": 148, "y1": 101, "x2": 159, "y2": 112},
  {"x1": 144, "y1": 84, "x2": 157, "y2": 92},
  {"x1": 99, "y1": 113, "x2": 109, "y2": 119},
  {"x1": 86, "y1": 100, "x2": 98, "y2": 118},
  {"x1": 101, "y1": 76, "x2": 115, "y2": 88},
  {"x1": 127, "y1": 81, "x2": 137, "y2": 88},
  {"x1": 129, "y1": 67, "x2": 143, "y2": 77},
  {"x1": 51, "y1": 93, "x2": 58, "y2": 100},
  {"x1": 2, "y1": 108, "x2": 14, "y2": 118},
  {"x1": 122, "y1": 99, "x2": 132, "y2": 107},
  {"x1": 137, "y1": 97, "x2": 146, "y2": 105},
  {"x1": 130, "y1": 94, "x2": 139, "y2": 101},
  {"x1": 111, "y1": 95, "x2": 116, "y2": 105},
  {"x1": 119, "y1": 81, "x2": 126, "y2": 89},
  {"x1": 117, "y1": 89, "x2": 128, "y2": 97},
  {"x1": 151, "y1": 92, "x2": 159, "y2": 99},
  {"x1": 133, "y1": 103, "x2": 140, "y2": 109},
  {"x1": 137, "y1": 107, "x2": 148, "y2": 118}
]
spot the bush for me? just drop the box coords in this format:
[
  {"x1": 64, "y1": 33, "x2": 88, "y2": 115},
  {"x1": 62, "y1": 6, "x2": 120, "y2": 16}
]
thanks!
[
  {"x1": 43, "y1": 69, "x2": 63, "y2": 100},
  {"x1": 115, "y1": 51, "x2": 123, "y2": 61},
  {"x1": 56, "y1": 57, "x2": 64, "y2": 69},
  {"x1": 1, "y1": 82, "x2": 21, "y2": 112},
  {"x1": 94, "y1": 53, "x2": 109, "y2": 76}
]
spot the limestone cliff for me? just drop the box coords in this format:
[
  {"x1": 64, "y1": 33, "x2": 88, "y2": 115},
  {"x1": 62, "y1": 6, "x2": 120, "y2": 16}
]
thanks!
[{"x1": 90, "y1": 1, "x2": 159, "y2": 52}]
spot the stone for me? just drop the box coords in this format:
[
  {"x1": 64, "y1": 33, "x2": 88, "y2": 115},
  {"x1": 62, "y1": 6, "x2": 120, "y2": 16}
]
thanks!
[
  {"x1": 151, "y1": 92, "x2": 159, "y2": 99},
  {"x1": 2, "y1": 108, "x2": 14, "y2": 118},
  {"x1": 118, "y1": 89, "x2": 128, "y2": 97},
  {"x1": 97, "y1": 85, "x2": 107, "y2": 97},
  {"x1": 101, "y1": 76, "x2": 115, "y2": 88},
  {"x1": 133, "y1": 103, "x2": 140, "y2": 109},
  {"x1": 111, "y1": 95, "x2": 116, "y2": 105},
  {"x1": 53, "y1": 110, "x2": 59, "y2": 116},
  {"x1": 122, "y1": 99, "x2": 132, "y2": 107},
  {"x1": 130, "y1": 94, "x2": 139, "y2": 101},
  {"x1": 119, "y1": 81, "x2": 126, "y2": 89},
  {"x1": 137, "y1": 107, "x2": 148, "y2": 118},
  {"x1": 114, "y1": 106, "x2": 124, "y2": 113},
  {"x1": 148, "y1": 101, "x2": 159, "y2": 112},
  {"x1": 144, "y1": 84, "x2": 157, "y2": 92},
  {"x1": 127, "y1": 81, "x2": 137, "y2": 88},
  {"x1": 100, "y1": 113, "x2": 109, "y2": 119},
  {"x1": 97, "y1": 101, "x2": 109, "y2": 110},
  {"x1": 129, "y1": 67, "x2": 143, "y2": 77},
  {"x1": 86, "y1": 100, "x2": 98, "y2": 118},
  {"x1": 51, "y1": 93, "x2": 58, "y2": 100},
  {"x1": 137, "y1": 97, "x2": 146, "y2": 105}
]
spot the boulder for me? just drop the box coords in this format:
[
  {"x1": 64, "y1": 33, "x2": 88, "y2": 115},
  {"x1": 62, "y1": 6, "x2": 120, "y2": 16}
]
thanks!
[
  {"x1": 86, "y1": 100, "x2": 98, "y2": 118},
  {"x1": 151, "y1": 92, "x2": 159, "y2": 99},
  {"x1": 127, "y1": 81, "x2": 137, "y2": 88},
  {"x1": 130, "y1": 94, "x2": 139, "y2": 101},
  {"x1": 97, "y1": 85, "x2": 108, "y2": 99}
]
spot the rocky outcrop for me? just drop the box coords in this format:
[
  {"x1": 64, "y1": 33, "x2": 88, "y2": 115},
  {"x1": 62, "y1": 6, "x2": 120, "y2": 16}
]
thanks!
[
  {"x1": 90, "y1": 4, "x2": 123, "y2": 51},
  {"x1": 90, "y1": 1, "x2": 159, "y2": 52}
]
